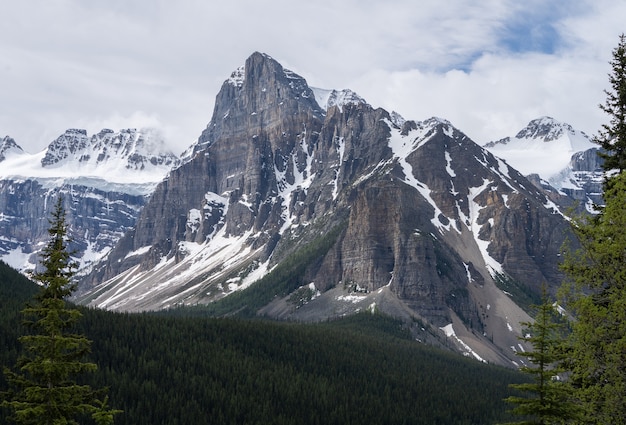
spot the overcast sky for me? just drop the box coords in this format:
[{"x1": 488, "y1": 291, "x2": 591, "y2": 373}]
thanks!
[{"x1": 1, "y1": 0, "x2": 624, "y2": 154}]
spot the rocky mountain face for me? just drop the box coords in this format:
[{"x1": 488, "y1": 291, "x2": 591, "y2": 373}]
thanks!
[
  {"x1": 0, "y1": 129, "x2": 180, "y2": 273},
  {"x1": 79, "y1": 52, "x2": 580, "y2": 366},
  {"x1": 0, "y1": 181, "x2": 145, "y2": 273}
]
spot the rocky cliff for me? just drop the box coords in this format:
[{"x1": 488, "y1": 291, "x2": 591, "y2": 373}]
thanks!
[
  {"x1": 0, "y1": 128, "x2": 181, "y2": 273},
  {"x1": 80, "y1": 52, "x2": 579, "y2": 366},
  {"x1": 0, "y1": 181, "x2": 145, "y2": 273}
]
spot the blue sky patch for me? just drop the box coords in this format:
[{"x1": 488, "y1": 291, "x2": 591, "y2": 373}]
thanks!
[
  {"x1": 496, "y1": 3, "x2": 578, "y2": 55},
  {"x1": 499, "y1": 17, "x2": 560, "y2": 54}
]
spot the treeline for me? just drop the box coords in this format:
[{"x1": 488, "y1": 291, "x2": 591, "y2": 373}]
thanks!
[{"x1": 0, "y1": 261, "x2": 526, "y2": 425}]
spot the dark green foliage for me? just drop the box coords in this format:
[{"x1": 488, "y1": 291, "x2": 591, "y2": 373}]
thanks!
[
  {"x1": 1, "y1": 197, "x2": 119, "y2": 424},
  {"x1": 1, "y1": 265, "x2": 528, "y2": 424},
  {"x1": 595, "y1": 33, "x2": 626, "y2": 179},
  {"x1": 79, "y1": 311, "x2": 525, "y2": 425},
  {"x1": 560, "y1": 171, "x2": 626, "y2": 423},
  {"x1": 0, "y1": 261, "x2": 39, "y2": 393},
  {"x1": 503, "y1": 286, "x2": 580, "y2": 425}
]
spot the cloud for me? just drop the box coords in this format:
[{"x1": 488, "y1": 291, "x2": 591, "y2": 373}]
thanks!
[
  {"x1": 353, "y1": 48, "x2": 607, "y2": 144},
  {"x1": 0, "y1": 0, "x2": 623, "y2": 153}
]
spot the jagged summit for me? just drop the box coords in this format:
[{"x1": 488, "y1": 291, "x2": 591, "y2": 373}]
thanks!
[
  {"x1": 0, "y1": 128, "x2": 181, "y2": 192},
  {"x1": 76, "y1": 52, "x2": 579, "y2": 367},
  {"x1": 483, "y1": 116, "x2": 595, "y2": 178},
  {"x1": 192, "y1": 52, "x2": 372, "y2": 157},
  {"x1": 514, "y1": 116, "x2": 579, "y2": 142},
  {"x1": 486, "y1": 116, "x2": 590, "y2": 147},
  {"x1": 192, "y1": 52, "x2": 324, "y2": 155},
  {"x1": 0, "y1": 136, "x2": 24, "y2": 162},
  {"x1": 41, "y1": 127, "x2": 179, "y2": 170}
]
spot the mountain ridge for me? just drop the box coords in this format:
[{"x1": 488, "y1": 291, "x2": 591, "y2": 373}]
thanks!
[
  {"x1": 0, "y1": 127, "x2": 182, "y2": 273},
  {"x1": 74, "y1": 52, "x2": 583, "y2": 366},
  {"x1": 1, "y1": 52, "x2": 599, "y2": 366},
  {"x1": 1, "y1": 127, "x2": 181, "y2": 193}
]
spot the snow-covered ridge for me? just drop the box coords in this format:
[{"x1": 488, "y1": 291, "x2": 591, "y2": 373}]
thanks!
[
  {"x1": 0, "y1": 128, "x2": 181, "y2": 195},
  {"x1": 311, "y1": 87, "x2": 368, "y2": 111},
  {"x1": 483, "y1": 116, "x2": 595, "y2": 181}
]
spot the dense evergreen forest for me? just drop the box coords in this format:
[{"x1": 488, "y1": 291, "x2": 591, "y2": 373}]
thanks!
[{"x1": 0, "y1": 261, "x2": 527, "y2": 424}]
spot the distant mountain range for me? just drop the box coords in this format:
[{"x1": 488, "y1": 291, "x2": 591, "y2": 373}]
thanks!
[
  {"x1": 0, "y1": 52, "x2": 604, "y2": 367},
  {"x1": 0, "y1": 128, "x2": 179, "y2": 273}
]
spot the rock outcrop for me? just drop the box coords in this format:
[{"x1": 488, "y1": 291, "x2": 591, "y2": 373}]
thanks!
[{"x1": 0, "y1": 136, "x2": 24, "y2": 162}]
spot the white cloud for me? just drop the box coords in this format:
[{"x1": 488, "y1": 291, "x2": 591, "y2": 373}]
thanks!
[
  {"x1": 0, "y1": 0, "x2": 623, "y2": 153},
  {"x1": 355, "y1": 48, "x2": 607, "y2": 144}
]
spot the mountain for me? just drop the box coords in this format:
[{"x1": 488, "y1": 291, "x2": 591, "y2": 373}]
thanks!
[
  {"x1": 0, "y1": 136, "x2": 24, "y2": 161},
  {"x1": 0, "y1": 128, "x2": 181, "y2": 273},
  {"x1": 484, "y1": 116, "x2": 603, "y2": 209},
  {"x1": 77, "y1": 52, "x2": 580, "y2": 367}
]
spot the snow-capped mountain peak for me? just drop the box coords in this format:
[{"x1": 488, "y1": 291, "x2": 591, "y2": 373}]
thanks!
[
  {"x1": 0, "y1": 128, "x2": 181, "y2": 194},
  {"x1": 514, "y1": 116, "x2": 579, "y2": 142},
  {"x1": 41, "y1": 127, "x2": 179, "y2": 169},
  {"x1": 483, "y1": 116, "x2": 595, "y2": 179},
  {"x1": 0, "y1": 136, "x2": 25, "y2": 162}
]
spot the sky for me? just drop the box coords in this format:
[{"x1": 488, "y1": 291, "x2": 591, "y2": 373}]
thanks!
[{"x1": 0, "y1": 0, "x2": 624, "y2": 155}]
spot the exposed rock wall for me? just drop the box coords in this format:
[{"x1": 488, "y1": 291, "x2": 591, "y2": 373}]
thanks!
[{"x1": 81, "y1": 53, "x2": 578, "y2": 365}]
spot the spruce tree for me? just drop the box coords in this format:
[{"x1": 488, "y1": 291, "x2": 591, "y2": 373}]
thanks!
[
  {"x1": 595, "y1": 33, "x2": 626, "y2": 183},
  {"x1": 1, "y1": 196, "x2": 119, "y2": 424},
  {"x1": 556, "y1": 34, "x2": 626, "y2": 423},
  {"x1": 503, "y1": 286, "x2": 580, "y2": 425},
  {"x1": 560, "y1": 171, "x2": 626, "y2": 423}
]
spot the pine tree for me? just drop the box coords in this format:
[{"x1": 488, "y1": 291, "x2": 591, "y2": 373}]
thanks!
[
  {"x1": 560, "y1": 171, "x2": 626, "y2": 423},
  {"x1": 1, "y1": 196, "x2": 120, "y2": 424},
  {"x1": 503, "y1": 286, "x2": 580, "y2": 425},
  {"x1": 595, "y1": 33, "x2": 626, "y2": 183}
]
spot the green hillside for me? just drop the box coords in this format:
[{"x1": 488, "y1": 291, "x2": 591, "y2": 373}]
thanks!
[{"x1": 0, "y1": 261, "x2": 525, "y2": 424}]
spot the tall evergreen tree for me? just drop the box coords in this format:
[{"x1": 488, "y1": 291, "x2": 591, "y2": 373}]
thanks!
[
  {"x1": 560, "y1": 171, "x2": 626, "y2": 423},
  {"x1": 503, "y1": 286, "x2": 580, "y2": 425},
  {"x1": 557, "y1": 34, "x2": 626, "y2": 424},
  {"x1": 595, "y1": 33, "x2": 626, "y2": 183},
  {"x1": 1, "y1": 196, "x2": 119, "y2": 424}
]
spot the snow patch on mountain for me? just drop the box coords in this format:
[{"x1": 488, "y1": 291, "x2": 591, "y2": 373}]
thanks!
[
  {"x1": 464, "y1": 179, "x2": 503, "y2": 274},
  {"x1": 0, "y1": 128, "x2": 180, "y2": 195},
  {"x1": 484, "y1": 116, "x2": 595, "y2": 183},
  {"x1": 332, "y1": 136, "x2": 345, "y2": 200},
  {"x1": 440, "y1": 323, "x2": 486, "y2": 362},
  {"x1": 311, "y1": 87, "x2": 368, "y2": 111},
  {"x1": 90, "y1": 226, "x2": 266, "y2": 311},
  {"x1": 275, "y1": 129, "x2": 315, "y2": 234},
  {"x1": 385, "y1": 118, "x2": 455, "y2": 232}
]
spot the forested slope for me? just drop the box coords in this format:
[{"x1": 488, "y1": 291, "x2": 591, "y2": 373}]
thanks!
[{"x1": 1, "y1": 261, "x2": 526, "y2": 424}]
